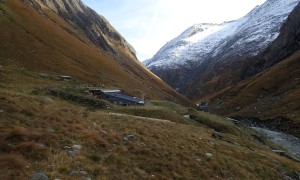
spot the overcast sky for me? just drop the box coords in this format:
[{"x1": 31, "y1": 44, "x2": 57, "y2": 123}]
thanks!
[{"x1": 82, "y1": 0, "x2": 266, "y2": 61}]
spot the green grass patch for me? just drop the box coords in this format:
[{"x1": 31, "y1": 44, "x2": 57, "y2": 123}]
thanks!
[
  {"x1": 148, "y1": 100, "x2": 189, "y2": 115},
  {"x1": 189, "y1": 109, "x2": 241, "y2": 135},
  {"x1": 113, "y1": 106, "x2": 186, "y2": 123}
]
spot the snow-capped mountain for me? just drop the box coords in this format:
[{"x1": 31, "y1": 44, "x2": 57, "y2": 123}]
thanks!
[{"x1": 144, "y1": 0, "x2": 300, "y2": 99}]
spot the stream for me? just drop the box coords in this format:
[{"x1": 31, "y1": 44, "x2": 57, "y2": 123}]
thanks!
[{"x1": 251, "y1": 127, "x2": 300, "y2": 158}]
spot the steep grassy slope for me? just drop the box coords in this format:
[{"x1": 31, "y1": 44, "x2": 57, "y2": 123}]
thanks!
[
  {"x1": 208, "y1": 51, "x2": 300, "y2": 137},
  {"x1": 0, "y1": 0, "x2": 193, "y2": 106},
  {"x1": 1, "y1": 90, "x2": 300, "y2": 179}
]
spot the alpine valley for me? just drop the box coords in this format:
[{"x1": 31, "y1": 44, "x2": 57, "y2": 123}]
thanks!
[
  {"x1": 1, "y1": 0, "x2": 300, "y2": 179},
  {"x1": 145, "y1": 0, "x2": 300, "y2": 137}
]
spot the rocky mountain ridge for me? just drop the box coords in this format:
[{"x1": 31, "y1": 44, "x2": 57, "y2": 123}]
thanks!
[{"x1": 24, "y1": 0, "x2": 136, "y2": 59}]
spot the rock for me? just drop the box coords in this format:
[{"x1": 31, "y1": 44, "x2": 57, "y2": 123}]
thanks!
[
  {"x1": 205, "y1": 153, "x2": 213, "y2": 158},
  {"x1": 212, "y1": 133, "x2": 223, "y2": 140},
  {"x1": 70, "y1": 170, "x2": 91, "y2": 179},
  {"x1": 41, "y1": 97, "x2": 54, "y2": 103},
  {"x1": 68, "y1": 150, "x2": 76, "y2": 157},
  {"x1": 195, "y1": 158, "x2": 202, "y2": 162},
  {"x1": 67, "y1": 144, "x2": 82, "y2": 157},
  {"x1": 0, "y1": 110, "x2": 4, "y2": 113},
  {"x1": 123, "y1": 134, "x2": 135, "y2": 144},
  {"x1": 72, "y1": 144, "x2": 82, "y2": 151},
  {"x1": 39, "y1": 73, "x2": 49, "y2": 78},
  {"x1": 31, "y1": 173, "x2": 49, "y2": 180},
  {"x1": 183, "y1": 114, "x2": 190, "y2": 119}
]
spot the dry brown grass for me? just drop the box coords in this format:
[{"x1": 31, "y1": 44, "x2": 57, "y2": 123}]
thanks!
[
  {"x1": 1, "y1": 90, "x2": 299, "y2": 179},
  {"x1": 206, "y1": 51, "x2": 300, "y2": 137},
  {"x1": 0, "y1": 0, "x2": 194, "y2": 107}
]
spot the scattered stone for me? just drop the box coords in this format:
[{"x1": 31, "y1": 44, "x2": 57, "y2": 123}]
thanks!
[
  {"x1": 101, "y1": 130, "x2": 108, "y2": 134},
  {"x1": 195, "y1": 158, "x2": 202, "y2": 162},
  {"x1": 139, "y1": 142, "x2": 146, "y2": 146},
  {"x1": 212, "y1": 133, "x2": 223, "y2": 140},
  {"x1": 134, "y1": 167, "x2": 148, "y2": 178},
  {"x1": 205, "y1": 153, "x2": 213, "y2": 158},
  {"x1": 67, "y1": 144, "x2": 82, "y2": 157},
  {"x1": 41, "y1": 96, "x2": 54, "y2": 103},
  {"x1": 39, "y1": 73, "x2": 49, "y2": 78},
  {"x1": 36, "y1": 143, "x2": 47, "y2": 149},
  {"x1": 183, "y1": 114, "x2": 190, "y2": 119},
  {"x1": 72, "y1": 144, "x2": 82, "y2": 150},
  {"x1": 67, "y1": 150, "x2": 76, "y2": 157},
  {"x1": 0, "y1": 65, "x2": 3, "y2": 68},
  {"x1": 235, "y1": 107, "x2": 241, "y2": 110},
  {"x1": 123, "y1": 134, "x2": 135, "y2": 144},
  {"x1": 0, "y1": 110, "x2": 4, "y2": 113},
  {"x1": 70, "y1": 170, "x2": 91, "y2": 179},
  {"x1": 31, "y1": 173, "x2": 49, "y2": 180}
]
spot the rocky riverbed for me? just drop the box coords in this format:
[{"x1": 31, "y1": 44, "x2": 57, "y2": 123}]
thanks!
[{"x1": 252, "y1": 127, "x2": 300, "y2": 158}]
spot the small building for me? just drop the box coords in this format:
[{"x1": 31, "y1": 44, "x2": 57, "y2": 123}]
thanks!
[
  {"x1": 59, "y1": 75, "x2": 72, "y2": 81},
  {"x1": 89, "y1": 89, "x2": 144, "y2": 106}
]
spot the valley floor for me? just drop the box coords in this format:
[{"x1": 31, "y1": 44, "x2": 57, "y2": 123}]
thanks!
[{"x1": 0, "y1": 88, "x2": 300, "y2": 179}]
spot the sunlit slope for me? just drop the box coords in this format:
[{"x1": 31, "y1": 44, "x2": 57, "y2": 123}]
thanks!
[{"x1": 0, "y1": 0, "x2": 193, "y2": 106}]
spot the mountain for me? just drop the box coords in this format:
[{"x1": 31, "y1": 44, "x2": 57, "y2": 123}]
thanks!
[
  {"x1": 0, "y1": 0, "x2": 193, "y2": 106},
  {"x1": 1, "y1": 1, "x2": 300, "y2": 179},
  {"x1": 144, "y1": 0, "x2": 300, "y2": 101},
  {"x1": 208, "y1": 2, "x2": 300, "y2": 137},
  {"x1": 24, "y1": 0, "x2": 136, "y2": 58}
]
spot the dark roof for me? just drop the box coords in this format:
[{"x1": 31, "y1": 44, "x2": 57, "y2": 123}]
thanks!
[{"x1": 106, "y1": 92, "x2": 144, "y2": 104}]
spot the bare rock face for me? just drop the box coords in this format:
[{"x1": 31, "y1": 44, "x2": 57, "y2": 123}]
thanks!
[{"x1": 24, "y1": 0, "x2": 136, "y2": 58}]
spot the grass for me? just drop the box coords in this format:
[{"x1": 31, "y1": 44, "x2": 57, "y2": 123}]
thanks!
[
  {"x1": 148, "y1": 100, "x2": 189, "y2": 115},
  {"x1": 189, "y1": 109, "x2": 242, "y2": 135},
  {"x1": 112, "y1": 106, "x2": 187, "y2": 123},
  {"x1": 207, "y1": 50, "x2": 300, "y2": 137},
  {"x1": 0, "y1": 90, "x2": 300, "y2": 179},
  {"x1": 0, "y1": 0, "x2": 194, "y2": 107},
  {"x1": 1, "y1": 0, "x2": 300, "y2": 179}
]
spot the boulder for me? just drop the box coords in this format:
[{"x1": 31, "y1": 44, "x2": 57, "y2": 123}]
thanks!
[{"x1": 31, "y1": 173, "x2": 49, "y2": 180}]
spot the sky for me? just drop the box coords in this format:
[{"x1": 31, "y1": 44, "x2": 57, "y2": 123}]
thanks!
[{"x1": 82, "y1": 0, "x2": 266, "y2": 61}]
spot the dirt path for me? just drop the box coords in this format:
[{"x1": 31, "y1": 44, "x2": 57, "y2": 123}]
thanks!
[{"x1": 108, "y1": 112, "x2": 174, "y2": 123}]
